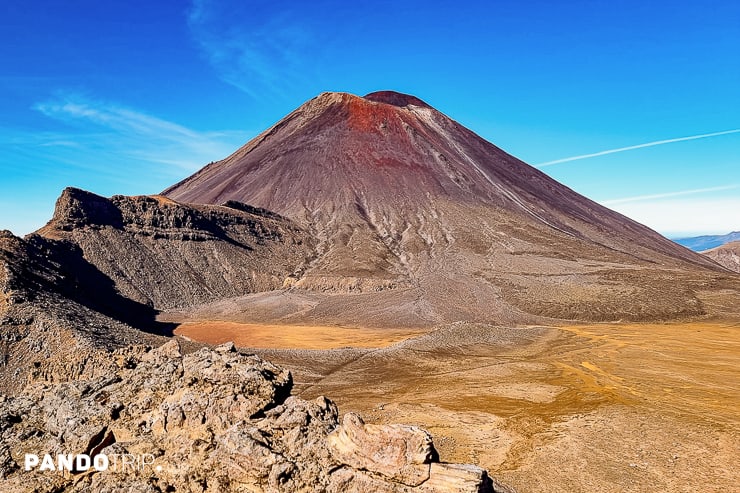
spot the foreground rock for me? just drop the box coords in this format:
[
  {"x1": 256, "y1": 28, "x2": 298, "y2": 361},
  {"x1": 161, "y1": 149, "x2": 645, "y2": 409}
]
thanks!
[{"x1": 0, "y1": 340, "x2": 497, "y2": 492}]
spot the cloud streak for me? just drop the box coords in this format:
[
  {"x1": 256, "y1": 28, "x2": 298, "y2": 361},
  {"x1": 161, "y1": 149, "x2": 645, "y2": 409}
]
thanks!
[
  {"x1": 607, "y1": 197, "x2": 740, "y2": 237},
  {"x1": 535, "y1": 129, "x2": 740, "y2": 167},
  {"x1": 601, "y1": 184, "x2": 739, "y2": 205},
  {"x1": 599, "y1": 185, "x2": 740, "y2": 236},
  {"x1": 1, "y1": 93, "x2": 251, "y2": 235},
  {"x1": 34, "y1": 95, "x2": 246, "y2": 170},
  {"x1": 34, "y1": 94, "x2": 247, "y2": 175},
  {"x1": 187, "y1": 0, "x2": 317, "y2": 99}
]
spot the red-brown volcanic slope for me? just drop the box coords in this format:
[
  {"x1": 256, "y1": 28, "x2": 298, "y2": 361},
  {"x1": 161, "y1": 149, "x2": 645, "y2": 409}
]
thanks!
[{"x1": 164, "y1": 91, "x2": 735, "y2": 326}]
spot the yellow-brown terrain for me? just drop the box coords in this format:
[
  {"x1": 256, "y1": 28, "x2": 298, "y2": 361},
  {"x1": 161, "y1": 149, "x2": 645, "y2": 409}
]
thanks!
[
  {"x1": 174, "y1": 318, "x2": 740, "y2": 493},
  {"x1": 174, "y1": 321, "x2": 426, "y2": 349}
]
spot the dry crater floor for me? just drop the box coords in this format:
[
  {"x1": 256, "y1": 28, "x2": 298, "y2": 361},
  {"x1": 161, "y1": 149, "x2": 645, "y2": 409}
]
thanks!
[{"x1": 172, "y1": 318, "x2": 740, "y2": 493}]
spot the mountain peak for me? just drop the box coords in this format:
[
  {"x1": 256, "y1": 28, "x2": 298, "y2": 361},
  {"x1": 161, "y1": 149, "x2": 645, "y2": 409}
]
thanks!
[
  {"x1": 299, "y1": 91, "x2": 432, "y2": 116},
  {"x1": 363, "y1": 90, "x2": 432, "y2": 108}
]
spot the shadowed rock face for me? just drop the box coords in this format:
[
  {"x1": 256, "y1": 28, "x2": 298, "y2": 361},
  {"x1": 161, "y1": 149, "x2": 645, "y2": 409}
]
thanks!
[
  {"x1": 36, "y1": 187, "x2": 313, "y2": 312},
  {"x1": 0, "y1": 228, "x2": 169, "y2": 395},
  {"x1": 0, "y1": 188, "x2": 313, "y2": 394},
  {"x1": 0, "y1": 340, "x2": 496, "y2": 492},
  {"x1": 164, "y1": 91, "x2": 735, "y2": 324}
]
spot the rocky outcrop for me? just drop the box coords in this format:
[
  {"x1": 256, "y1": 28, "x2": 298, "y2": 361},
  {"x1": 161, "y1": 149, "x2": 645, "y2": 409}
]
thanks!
[
  {"x1": 0, "y1": 340, "x2": 496, "y2": 492},
  {"x1": 34, "y1": 188, "x2": 313, "y2": 312},
  {"x1": 328, "y1": 412, "x2": 438, "y2": 486},
  {"x1": 1, "y1": 188, "x2": 315, "y2": 394}
]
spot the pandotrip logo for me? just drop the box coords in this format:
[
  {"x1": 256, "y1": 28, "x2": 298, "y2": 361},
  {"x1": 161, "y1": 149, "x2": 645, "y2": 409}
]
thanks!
[{"x1": 24, "y1": 453, "x2": 162, "y2": 474}]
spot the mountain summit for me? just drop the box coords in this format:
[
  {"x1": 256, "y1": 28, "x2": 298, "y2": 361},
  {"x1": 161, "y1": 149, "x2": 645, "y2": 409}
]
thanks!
[{"x1": 164, "y1": 91, "x2": 726, "y2": 324}]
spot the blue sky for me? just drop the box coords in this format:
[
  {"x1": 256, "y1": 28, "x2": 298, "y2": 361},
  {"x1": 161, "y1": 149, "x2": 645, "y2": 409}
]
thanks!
[{"x1": 1, "y1": 0, "x2": 738, "y2": 237}]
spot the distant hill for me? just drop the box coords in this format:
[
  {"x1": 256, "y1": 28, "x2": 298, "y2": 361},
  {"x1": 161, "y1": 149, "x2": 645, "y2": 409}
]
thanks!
[
  {"x1": 674, "y1": 232, "x2": 740, "y2": 251},
  {"x1": 702, "y1": 241, "x2": 740, "y2": 273}
]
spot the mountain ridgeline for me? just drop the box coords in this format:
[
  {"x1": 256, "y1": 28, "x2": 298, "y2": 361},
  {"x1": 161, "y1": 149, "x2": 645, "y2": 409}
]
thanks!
[{"x1": 675, "y1": 231, "x2": 740, "y2": 251}]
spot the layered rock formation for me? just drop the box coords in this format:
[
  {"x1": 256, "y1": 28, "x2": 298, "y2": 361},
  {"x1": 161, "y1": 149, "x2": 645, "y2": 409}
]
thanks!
[
  {"x1": 0, "y1": 340, "x2": 497, "y2": 492},
  {"x1": 36, "y1": 187, "x2": 312, "y2": 311}
]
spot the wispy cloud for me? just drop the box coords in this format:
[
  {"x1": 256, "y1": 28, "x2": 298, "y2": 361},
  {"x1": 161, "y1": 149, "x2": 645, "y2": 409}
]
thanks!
[
  {"x1": 0, "y1": 93, "x2": 251, "y2": 235},
  {"x1": 34, "y1": 94, "x2": 246, "y2": 171},
  {"x1": 186, "y1": 0, "x2": 318, "y2": 98},
  {"x1": 536, "y1": 129, "x2": 740, "y2": 168},
  {"x1": 601, "y1": 184, "x2": 739, "y2": 205}
]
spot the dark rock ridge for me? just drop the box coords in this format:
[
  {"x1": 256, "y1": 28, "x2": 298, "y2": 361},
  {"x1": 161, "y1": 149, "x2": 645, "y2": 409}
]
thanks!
[
  {"x1": 0, "y1": 340, "x2": 498, "y2": 492},
  {"x1": 36, "y1": 187, "x2": 313, "y2": 312},
  {"x1": 1, "y1": 228, "x2": 166, "y2": 395},
  {"x1": 164, "y1": 91, "x2": 736, "y2": 324},
  {"x1": 1, "y1": 188, "x2": 313, "y2": 394},
  {"x1": 364, "y1": 90, "x2": 433, "y2": 108}
]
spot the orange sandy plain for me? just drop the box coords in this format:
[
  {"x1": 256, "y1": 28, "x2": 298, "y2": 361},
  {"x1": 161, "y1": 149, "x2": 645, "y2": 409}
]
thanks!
[
  {"x1": 174, "y1": 319, "x2": 740, "y2": 492},
  {"x1": 173, "y1": 321, "x2": 427, "y2": 349}
]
